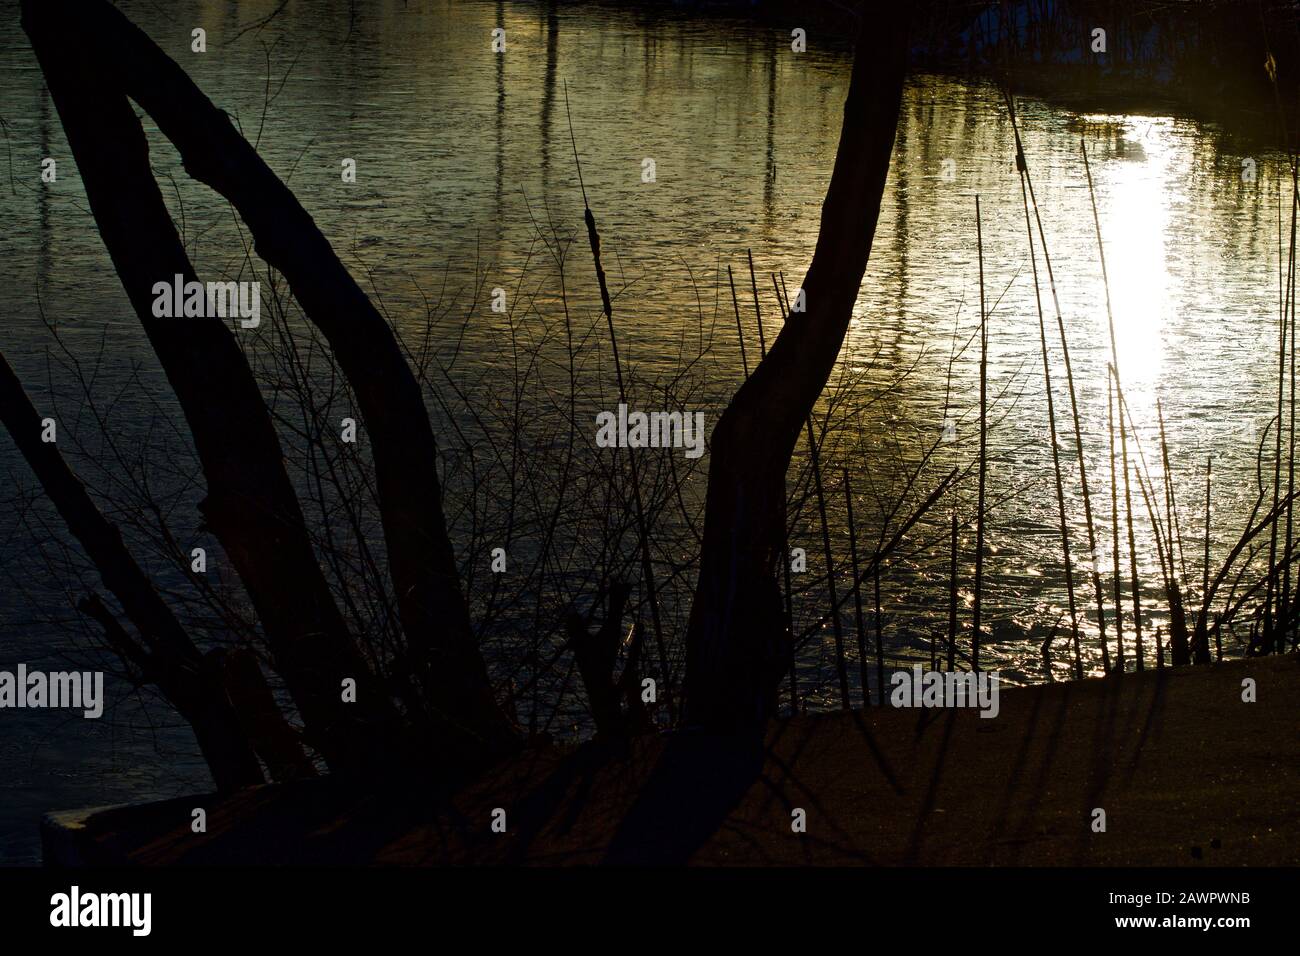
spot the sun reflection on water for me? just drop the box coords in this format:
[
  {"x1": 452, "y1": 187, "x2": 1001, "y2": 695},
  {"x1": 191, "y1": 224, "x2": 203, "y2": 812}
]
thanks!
[{"x1": 1097, "y1": 117, "x2": 1175, "y2": 412}]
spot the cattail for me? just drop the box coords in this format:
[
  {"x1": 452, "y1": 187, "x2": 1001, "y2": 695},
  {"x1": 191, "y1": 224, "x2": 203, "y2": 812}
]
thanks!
[{"x1": 565, "y1": 83, "x2": 670, "y2": 715}]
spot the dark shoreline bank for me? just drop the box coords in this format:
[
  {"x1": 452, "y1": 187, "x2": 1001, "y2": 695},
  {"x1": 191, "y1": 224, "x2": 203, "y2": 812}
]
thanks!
[
  {"x1": 621, "y1": 0, "x2": 1296, "y2": 145},
  {"x1": 43, "y1": 654, "x2": 1300, "y2": 866}
]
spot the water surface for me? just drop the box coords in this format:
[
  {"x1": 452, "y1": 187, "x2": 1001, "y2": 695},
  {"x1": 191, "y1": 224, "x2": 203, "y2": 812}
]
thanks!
[{"x1": 0, "y1": 0, "x2": 1288, "y2": 862}]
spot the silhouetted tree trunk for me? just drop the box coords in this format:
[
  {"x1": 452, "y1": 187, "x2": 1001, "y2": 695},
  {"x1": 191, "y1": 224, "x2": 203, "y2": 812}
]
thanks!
[
  {"x1": 684, "y1": 10, "x2": 909, "y2": 731},
  {"x1": 22, "y1": 0, "x2": 406, "y2": 774},
  {"x1": 0, "y1": 351, "x2": 263, "y2": 790},
  {"x1": 31, "y1": 0, "x2": 519, "y2": 763},
  {"x1": 218, "y1": 648, "x2": 317, "y2": 782}
]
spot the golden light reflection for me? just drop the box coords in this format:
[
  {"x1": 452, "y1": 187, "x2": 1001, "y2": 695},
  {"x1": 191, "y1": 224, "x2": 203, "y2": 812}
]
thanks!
[{"x1": 1094, "y1": 117, "x2": 1176, "y2": 409}]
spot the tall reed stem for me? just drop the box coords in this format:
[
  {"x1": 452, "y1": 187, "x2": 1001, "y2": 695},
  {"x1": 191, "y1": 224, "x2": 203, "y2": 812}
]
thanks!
[
  {"x1": 728, "y1": 264, "x2": 749, "y2": 378},
  {"x1": 1083, "y1": 139, "x2": 1142, "y2": 670},
  {"x1": 808, "y1": 419, "x2": 850, "y2": 708},
  {"x1": 1107, "y1": 372, "x2": 1125, "y2": 671},
  {"x1": 948, "y1": 511, "x2": 959, "y2": 674},
  {"x1": 783, "y1": 514, "x2": 799, "y2": 715},
  {"x1": 1120, "y1": 391, "x2": 1180, "y2": 673},
  {"x1": 1157, "y1": 401, "x2": 1190, "y2": 664},
  {"x1": 1009, "y1": 95, "x2": 1082, "y2": 679},
  {"x1": 844, "y1": 468, "x2": 871, "y2": 705},
  {"x1": 974, "y1": 195, "x2": 988, "y2": 673},
  {"x1": 1195, "y1": 454, "x2": 1212, "y2": 663},
  {"x1": 1266, "y1": 185, "x2": 1291, "y2": 649},
  {"x1": 748, "y1": 249, "x2": 767, "y2": 358},
  {"x1": 1284, "y1": 182, "x2": 1298, "y2": 649},
  {"x1": 565, "y1": 86, "x2": 672, "y2": 717},
  {"x1": 1009, "y1": 94, "x2": 1106, "y2": 676},
  {"x1": 873, "y1": 557, "x2": 884, "y2": 705}
]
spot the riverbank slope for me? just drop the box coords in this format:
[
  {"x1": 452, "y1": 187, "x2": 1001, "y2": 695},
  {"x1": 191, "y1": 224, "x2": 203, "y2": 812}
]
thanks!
[{"x1": 44, "y1": 654, "x2": 1300, "y2": 866}]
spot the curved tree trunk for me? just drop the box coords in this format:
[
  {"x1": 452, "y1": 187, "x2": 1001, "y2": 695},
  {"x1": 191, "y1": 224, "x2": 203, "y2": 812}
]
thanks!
[
  {"x1": 22, "y1": 0, "x2": 405, "y2": 774},
  {"x1": 685, "y1": 10, "x2": 910, "y2": 731},
  {"x1": 23, "y1": 0, "x2": 523, "y2": 769},
  {"x1": 47, "y1": 0, "x2": 519, "y2": 761}
]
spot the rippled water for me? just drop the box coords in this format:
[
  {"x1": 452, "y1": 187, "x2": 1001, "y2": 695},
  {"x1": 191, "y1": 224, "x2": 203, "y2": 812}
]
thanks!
[{"x1": 0, "y1": 0, "x2": 1290, "y2": 861}]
